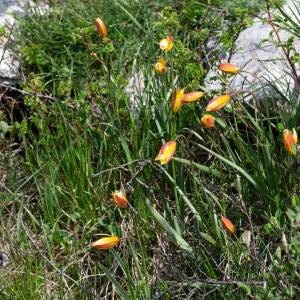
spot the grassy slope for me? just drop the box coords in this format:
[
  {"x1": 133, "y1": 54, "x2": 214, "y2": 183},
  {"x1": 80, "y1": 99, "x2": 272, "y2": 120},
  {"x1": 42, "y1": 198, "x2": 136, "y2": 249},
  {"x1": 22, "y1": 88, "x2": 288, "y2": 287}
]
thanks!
[{"x1": 1, "y1": 0, "x2": 300, "y2": 299}]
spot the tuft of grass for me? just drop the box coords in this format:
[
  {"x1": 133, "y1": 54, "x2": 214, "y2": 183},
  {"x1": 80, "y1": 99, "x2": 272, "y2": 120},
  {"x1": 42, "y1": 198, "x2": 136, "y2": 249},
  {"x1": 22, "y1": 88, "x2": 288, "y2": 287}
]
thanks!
[{"x1": 1, "y1": 0, "x2": 300, "y2": 299}]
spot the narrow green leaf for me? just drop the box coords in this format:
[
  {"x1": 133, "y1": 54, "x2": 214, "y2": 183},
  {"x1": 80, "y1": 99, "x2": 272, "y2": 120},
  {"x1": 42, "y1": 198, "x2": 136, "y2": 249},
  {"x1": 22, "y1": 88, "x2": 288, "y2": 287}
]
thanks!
[
  {"x1": 173, "y1": 157, "x2": 222, "y2": 178},
  {"x1": 98, "y1": 263, "x2": 131, "y2": 300},
  {"x1": 145, "y1": 198, "x2": 193, "y2": 254}
]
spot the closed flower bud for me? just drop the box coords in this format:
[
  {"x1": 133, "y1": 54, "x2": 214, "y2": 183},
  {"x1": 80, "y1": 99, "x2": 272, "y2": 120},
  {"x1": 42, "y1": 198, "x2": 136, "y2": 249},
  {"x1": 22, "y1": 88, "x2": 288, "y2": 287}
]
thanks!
[
  {"x1": 221, "y1": 216, "x2": 235, "y2": 234},
  {"x1": 154, "y1": 57, "x2": 167, "y2": 74},
  {"x1": 181, "y1": 91, "x2": 204, "y2": 104},
  {"x1": 282, "y1": 128, "x2": 298, "y2": 156},
  {"x1": 218, "y1": 63, "x2": 239, "y2": 74},
  {"x1": 112, "y1": 184, "x2": 127, "y2": 208},
  {"x1": 91, "y1": 236, "x2": 120, "y2": 250},
  {"x1": 159, "y1": 35, "x2": 173, "y2": 52},
  {"x1": 172, "y1": 88, "x2": 184, "y2": 113},
  {"x1": 155, "y1": 140, "x2": 176, "y2": 165},
  {"x1": 201, "y1": 114, "x2": 215, "y2": 128},
  {"x1": 206, "y1": 94, "x2": 231, "y2": 112},
  {"x1": 95, "y1": 18, "x2": 108, "y2": 38}
]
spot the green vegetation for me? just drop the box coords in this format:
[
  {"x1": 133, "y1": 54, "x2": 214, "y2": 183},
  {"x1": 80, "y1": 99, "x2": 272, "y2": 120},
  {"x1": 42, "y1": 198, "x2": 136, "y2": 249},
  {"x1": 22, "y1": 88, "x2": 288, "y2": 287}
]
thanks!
[{"x1": 1, "y1": 0, "x2": 300, "y2": 299}]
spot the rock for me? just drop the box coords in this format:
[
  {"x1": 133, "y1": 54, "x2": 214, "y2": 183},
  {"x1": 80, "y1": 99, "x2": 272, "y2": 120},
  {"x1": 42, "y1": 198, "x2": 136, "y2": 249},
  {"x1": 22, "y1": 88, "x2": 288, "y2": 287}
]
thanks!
[
  {"x1": 0, "y1": 1, "x2": 48, "y2": 85},
  {"x1": 125, "y1": 70, "x2": 145, "y2": 113},
  {"x1": 0, "y1": 0, "x2": 26, "y2": 84},
  {"x1": 0, "y1": 251, "x2": 10, "y2": 268},
  {"x1": 205, "y1": 0, "x2": 300, "y2": 104}
]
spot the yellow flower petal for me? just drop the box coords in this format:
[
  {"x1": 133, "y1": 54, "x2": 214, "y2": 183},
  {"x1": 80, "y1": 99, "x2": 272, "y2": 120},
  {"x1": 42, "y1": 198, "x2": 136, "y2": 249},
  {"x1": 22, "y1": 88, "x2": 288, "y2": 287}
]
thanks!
[
  {"x1": 218, "y1": 63, "x2": 239, "y2": 74},
  {"x1": 91, "y1": 236, "x2": 120, "y2": 250},
  {"x1": 155, "y1": 140, "x2": 177, "y2": 165},
  {"x1": 221, "y1": 216, "x2": 235, "y2": 234},
  {"x1": 181, "y1": 91, "x2": 204, "y2": 104},
  {"x1": 283, "y1": 129, "x2": 298, "y2": 156},
  {"x1": 206, "y1": 94, "x2": 231, "y2": 112},
  {"x1": 95, "y1": 18, "x2": 108, "y2": 38},
  {"x1": 201, "y1": 114, "x2": 215, "y2": 128},
  {"x1": 112, "y1": 184, "x2": 127, "y2": 208},
  {"x1": 154, "y1": 57, "x2": 167, "y2": 74},
  {"x1": 159, "y1": 36, "x2": 174, "y2": 52},
  {"x1": 172, "y1": 88, "x2": 184, "y2": 113}
]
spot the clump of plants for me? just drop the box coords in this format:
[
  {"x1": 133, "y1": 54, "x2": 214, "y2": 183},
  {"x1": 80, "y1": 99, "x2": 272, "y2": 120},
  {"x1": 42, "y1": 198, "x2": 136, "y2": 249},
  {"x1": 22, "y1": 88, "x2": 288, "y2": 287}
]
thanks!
[{"x1": 1, "y1": 0, "x2": 300, "y2": 299}]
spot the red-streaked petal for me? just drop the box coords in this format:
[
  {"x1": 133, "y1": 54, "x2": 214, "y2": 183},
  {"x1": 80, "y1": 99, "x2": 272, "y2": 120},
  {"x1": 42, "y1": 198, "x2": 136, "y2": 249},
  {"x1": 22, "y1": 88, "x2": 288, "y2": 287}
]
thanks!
[
  {"x1": 218, "y1": 63, "x2": 239, "y2": 74},
  {"x1": 172, "y1": 88, "x2": 184, "y2": 113},
  {"x1": 201, "y1": 114, "x2": 215, "y2": 128},
  {"x1": 206, "y1": 94, "x2": 231, "y2": 112},
  {"x1": 181, "y1": 91, "x2": 204, "y2": 104},
  {"x1": 91, "y1": 236, "x2": 120, "y2": 250},
  {"x1": 95, "y1": 18, "x2": 108, "y2": 38},
  {"x1": 221, "y1": 216, "x2": 235, "y2": 234},
  {"x1": 155, "y1": 140, "x2": 177, "y2": 165}
]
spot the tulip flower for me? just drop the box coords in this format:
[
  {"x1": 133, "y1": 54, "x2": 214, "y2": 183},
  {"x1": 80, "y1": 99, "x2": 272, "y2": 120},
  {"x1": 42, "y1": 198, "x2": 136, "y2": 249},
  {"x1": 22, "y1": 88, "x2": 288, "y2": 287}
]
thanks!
[
  {"x1": 91, "y1": 235, "x2": 120, "y2": 250},
  {"x1": 282, "y1": 128, "x2": 298, "y2": 156},
  {"x1": 112, "y1": 184, "x2": 127, "y2": 208},
  {"x1": 95, "y1": 18, "x2": 108, "y2": 38},
  {"x1": 206, "y1": 94, "x2": 231, "y2": 112},
  {"x1": 201, "y1": 114, "x2": 215, "y2": 128},
  {"x1": 159, "y1": 35, "x2": 173, "y2": 52},
  {"x1": 181, "y1": 91, "x2": 204, "y2": 104},
  {"x1": 172, "y1": 88, "x2": 184, "y2": 113},
  {"x1": 221, "y1": 216, "x2": 235, "y2": 235},
  {"x1": 154, "y1": 57, "x2": 167, "y2": 74},
  {"x1": 155, "y1": 140, "x2": 176, "y2": 165},
  {"x1": 218, "y1": 63, "x2": 239, "y2": 74}
]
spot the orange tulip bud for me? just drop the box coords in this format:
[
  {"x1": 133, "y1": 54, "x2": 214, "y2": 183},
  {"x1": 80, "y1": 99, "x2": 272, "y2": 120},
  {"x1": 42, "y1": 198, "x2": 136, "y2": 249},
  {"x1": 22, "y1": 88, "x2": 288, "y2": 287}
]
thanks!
[
  {"x1": 112, "y1": 184, "x2": 127, "y2": 208},
  {"x1": 181, "y1": 91, "x2": 204, "y2": 104},
  {"x1": 95, "y1": 18, "x2": 108, "y2": 38},
  {"x1": 155, "y1": 140, "x2": 176, "y2": 165},
  {"x1": 172, "y1": 88, "x2": 184, "y2": 113},
  {"x1": 154, "y1": 57, "x2": 167, "y2": 74},
  {"x1": 201, "y1": 114, "x2": 215, "y2": 128},
  {"x1": 282, "y1": 128, "x2": 298, "y2": 156},
  {"x1": 91, "y1": 236, "x2": 120, "y2": 250},
  {"x1": 218, "y1": 63, "x2": 239, "y2": 74},
  {"x1": 206, "y1": 94, "x2": 231, "y2": 112},
  {"x1": 221, "y1": 216, "x2": 235, "y2": 234},
  {"x1": 159, "y1": 35, "x2": 173, "y2": 52}
]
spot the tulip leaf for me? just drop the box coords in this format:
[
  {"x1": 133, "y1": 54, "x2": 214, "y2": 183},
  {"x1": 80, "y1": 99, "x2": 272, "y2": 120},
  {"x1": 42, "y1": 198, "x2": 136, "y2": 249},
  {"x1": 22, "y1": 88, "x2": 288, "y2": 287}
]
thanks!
[
  {"x1": 116, "y1": 1, "x2": 146, "y2": 33},
  {"x1": 98, "y1": 263, "x2": 131, "y2": 300},
  {"x1": 197, "y1": 144, "x2": 264, "y2": 194},
  {"x1": 145, "y1": 198, "x2": 194, "y2": 254},
  {"x1": 199, "y1": 232, "x2": 216, "y2": 245},
  {"x1": 173, "y1": 157, "x2": 222, "y2": 178}
]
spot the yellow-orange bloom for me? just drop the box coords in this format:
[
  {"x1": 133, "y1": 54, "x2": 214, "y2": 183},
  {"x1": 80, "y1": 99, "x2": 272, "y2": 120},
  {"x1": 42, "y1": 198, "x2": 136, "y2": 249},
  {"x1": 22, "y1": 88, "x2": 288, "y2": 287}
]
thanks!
[
  {"x1": 154, "y1": 57, "x2": 167, "y2": 74},
  {"x1": 172, "y1": 88, "x2": 184, "y2": 113},
  {"x1": 91, "y1": 236, "x2": 120, "y2": 250},
  {"x1": 206, "y1": 94, "x2": 231, "y2": 112},
  {"x1": 221, "y1": 216, "x2": 235, "y2": 234},
  {"x1": 155, "y1": 140, "x2": 176, "y2": 165},
  {"x1": 282, "y1": 128, "x2": 298, "y2": 156},
  {"x1": 201, "y1": 114, "x2": 215, "y2": 128},
  {"x1": 95, "y1": 18, "x2": 108, "y2": 38},
  {"x1": 181, "y1": 91, "x2": 204, "y2": 104},
  {"x1": 159, "y1": 36, "x2": 173, "y2": 52},
  {"x1": 218, "y1": 63, "x2": 239, "y2": 74},
  {"x1": 112, "y1": 184, "x2": 127, "y2": 208}
]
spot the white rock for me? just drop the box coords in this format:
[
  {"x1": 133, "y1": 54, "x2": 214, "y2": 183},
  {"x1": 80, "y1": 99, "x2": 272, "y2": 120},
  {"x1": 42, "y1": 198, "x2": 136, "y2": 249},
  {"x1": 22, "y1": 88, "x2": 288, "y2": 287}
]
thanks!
[
  {"x1": 0, "y1": 1, "x2": 49, "y2": 84},
  {"x1": 125, "y1": 70, "x2": 145, "y2": 112},
  {"x1": 205, "y1": 0, "x2": 300, "y2": 103}
]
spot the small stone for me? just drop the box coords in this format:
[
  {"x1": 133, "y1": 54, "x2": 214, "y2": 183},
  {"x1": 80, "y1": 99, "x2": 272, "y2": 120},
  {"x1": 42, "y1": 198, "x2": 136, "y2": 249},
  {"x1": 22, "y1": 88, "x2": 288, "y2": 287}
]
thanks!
[{"x1": 0, "y1": 251, "x2": 10, "y2": 267}]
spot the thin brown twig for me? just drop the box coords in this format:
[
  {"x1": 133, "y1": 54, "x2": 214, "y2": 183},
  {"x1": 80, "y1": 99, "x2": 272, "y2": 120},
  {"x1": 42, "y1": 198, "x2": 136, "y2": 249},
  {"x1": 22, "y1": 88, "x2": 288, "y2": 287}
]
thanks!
[
  {"x1": 170, "y1": 278, "x2": 266, "y2": 287},
  {"x1": 0, "y1": 82, "x2": 55, "y2": 101}
]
